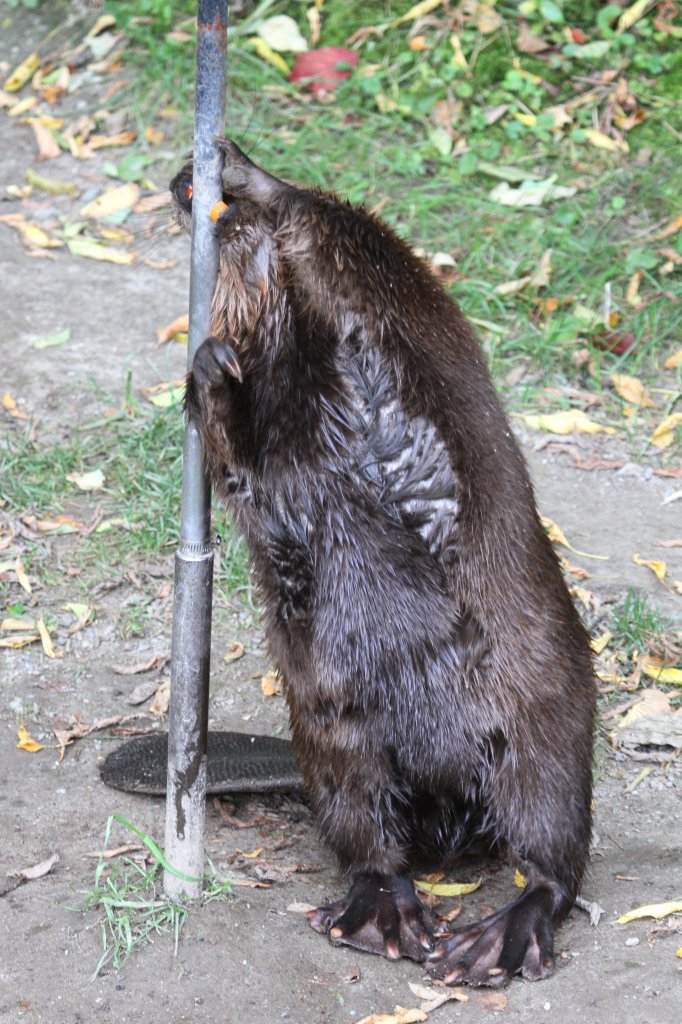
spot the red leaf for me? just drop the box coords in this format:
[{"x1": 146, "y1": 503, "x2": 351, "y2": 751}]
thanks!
[
  {"x1": 288, "y1": 47, "x2": 358, "y2": 95},
  {"x1": 570, "y1": 28, "x2": 588, "y2": 44},
  {"x1": 590, "y1": 331, "x2": 636, "y2": 356}
]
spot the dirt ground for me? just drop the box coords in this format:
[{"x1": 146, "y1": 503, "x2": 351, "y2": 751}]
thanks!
[{"x1": 1, "y1": 10, "x2": 681, "y2": 1024}]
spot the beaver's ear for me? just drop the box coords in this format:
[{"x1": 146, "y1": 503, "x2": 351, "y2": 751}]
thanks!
[{"x1": 217, "y1": 137, "x2": 293, "y2": 204}]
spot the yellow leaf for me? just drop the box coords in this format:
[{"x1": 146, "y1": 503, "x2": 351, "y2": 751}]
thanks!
[
  {"x1": 0, "y1": 634, "x2": 39, "y2": 649},
  {"x1": 584, "y1": 128, "x2": 628, "y2": 154},
  {"x1": 356, "y1": 1010, "x2": 427, "y2": 1024},
  {"x1": 514, "y1": 112, "x2": 537, "y2": 127},
  {"x1": 261, "y1": 670, "x2": 283, "y2": 697},
  {"x1": 9, "y1": 96, "x2": 38, "y2": 116},
  {"x1": 611, "y1": 373, "x2": 655, "y2": 408},
  {"x1": 595, "y1": 669, "x2": 627, "y2": 685},
  {"x1": 640, "y1": 659, "x2": 682, "y2": 686},
  {"x1": 247, "y1": 37, "x2": 290, "y2": 75},
  {"x1": 529, "y1": 248, "x2": 553, "y2": 289},
  {"x1": 157, "y1": 314, "x2": 189, "y2": 345},
  {"x1": 664, "y1": 348, "x2": 682, "y2": 369},
  {"x1": 88, "y1": 131, "x2": 138, "y2": 150},
  {"x1": 540, "y1": 516, "x2": 608, "y2": 560},
  {"x1": 21, "y1": 222, "x2": 63, "y2": 249},
  {"x1": 80, "y1": 183, "x2": 141, "y2": 219},
  {"x1": 17, "y1": 722, "x2": 43, "y2": 752},
  {"x1": 66, "y1": 237, "x2": 135, "y2": 265},
  {"x1": 415, "y1": 878, "x2": 481, "y2": 897},
  {"x1": 144, "y1": 125, "x2": 165, "y2": 145},
  {"x1": 1, "y1": 617, "x2": 36, "y2": 631},
  {"x1": 617, "y1": 0, "x2": 651, "y2": 34},
  {"x1": 495, "y1": 276, "x2": 531, "y2": 296},
  {"x1": 449, "y1": 33, "x2": 469, "y2": 69},
  {"x1": 1, "y1": 390, "x2": 28, "y2": 419},
  {"x1": 394, "y1": 0, "x2": 445, "y2": 25},
  {"x1": 87, "y1": 14, "x2": 117, "y2": 37},
  {"x1": 514, "y1": 869, "x2": 527, "y2": 888},
  {"x1": 633, "y1": 553, "x2": 667, "y2": 585},
  {"x1": 617, "y1": 688, "x2": 672, "y2": 729},
  {"x1": 650, "y1": 413, "x2": 682, "y2": 449},
  {"x1": 66, "y1": 468, "x2": 105, "y2": 492},
  {"x1": 236, "y1": 847, "x2": 263, "y2": 859},
  {"x1": 591, "y1": 631, "x2": 613, "y2": 655},
  {"x1": 3, "y1": 52, "x2": 40, "y2": 92},
  {"x1": 618, "y1": 900, "x2": 682, "y2": 924},
  {"x1": 522, "y1": 409, "x2": 617, "y2": 436},
  {"x1": 15, "y1": 557, "x2": 32, "y2": 594},
  {"x1": 37, "y1": 617, "x2": 63, "y2": 659},
  {"x1": 677, "y1": 947, "x2": 682, "y2": 958},
  {"x1": 626, "y1": 270, "x2": 643, "y2": 309}
]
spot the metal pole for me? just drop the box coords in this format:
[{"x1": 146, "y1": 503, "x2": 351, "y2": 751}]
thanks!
[{"x1": 164, "y1": 0, "x2": 227, "y2": 900}]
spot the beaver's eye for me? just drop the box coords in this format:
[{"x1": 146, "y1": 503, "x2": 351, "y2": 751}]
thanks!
[{"x1": 185, "y1": 184, "x2": 193, "y2": 201}]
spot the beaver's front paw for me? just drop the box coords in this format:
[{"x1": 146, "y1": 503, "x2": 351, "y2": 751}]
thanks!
[{"x1": 192, "y1": 335, "x2": 243, "y2": 388}]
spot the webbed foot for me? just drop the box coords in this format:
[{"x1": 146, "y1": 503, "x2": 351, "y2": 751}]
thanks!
[
  {"x1": 427, "y1": 886, "x2": 560, "y2": 987},
  {"x1": 309, "y1": 872, "x2": 447, "y2": 962}
]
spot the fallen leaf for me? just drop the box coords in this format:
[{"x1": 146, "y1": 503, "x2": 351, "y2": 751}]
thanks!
[
  {"x1": 144, "y1": 125, "x2": 164, "y2": 145},
  {"x1": 13, "y1": 853, "x2": 59, "y2": 880},
  {"x1": 407, "y1": 982, "x2": 468, "y2": 1012},
  {"x1": 495, "y1": 276, "x2": 531, "y2": 296},
  {"x1": 80, "y1": 182, "x2": 141, "y2": 219},
  {"x1": 355, "y1": 1008, "x2": 427, "y2": 1024},
  {"x1": 517, "y1": 22, "x2": 550, "y2": 54},
  {"x1": 88, "y1": 131, "x2": 137, "y2": 150},
  {"x1": 664, "y1": 348, "x2": 682, "y2": 370},
  {"x1": 62, "y1": 603, "x2": 94, "y2": 634},
  {"x1": 37, "y1": 618, "x2": 63, "y2": 659},
  {"x1": 127, "y1": 679, "x2": 160, "y2": 706},
  {"x1": 626, "y1": 270, "x2": 644, "y2": 309},
  {"x1": 33, "y1": 329, "x2": 70, "y2": 349},
  {"x1": 0, "y1": 633, "x2": 39, "y2": 649},
  {"x1": 590, "y1": 330, "x2": 636, "y2": 355},
  {"x1": 17, "y1": 722, "x2": 43, "y2": 752},
  {"x1": 530, "y1": 248, "x2": 553, "y2": 289},
  {"x1": 617, "y1": 0, "x2": 651, "y2": 33},
  {"x1": 141, "y1": 380, "x2": 185, "y2": 407},
  {"x1": 66, "y1": 237, "x2": 135, "y2": 265},
  {"x1": 149, "y1": 681, "x2": 170, "y2": 717},
  {"x1": 31, "y1": 122, "x2": 61, "y2": 160},
  {"x1": 541, "y1": 516, "x2": 608, "y2": 560},
  {"x1": 261, "y1": 670, "x2": 283, "y2": 697},
  {"x1": 1, "y1": 617, "x2": 37, "y2": 631},
  {"x1": 288, "y1": 47, "x2": 358, "y2": 94},
  {"x1": 632, "y1": 553, "x2": 667, "y2": 585},
  {"x1": 0, "y1": 213, "x2": 63, "y2": 250},
  {"x1": 15, "y1": 557, "x2": 32, "y2": 593},
  {"x1": 394, "y1": 0, "x2": 444, "y2": 24},
  {"x1": 24, "y1": 169, "x2": 76, "y2": 194},
  {"x1": 617, "y1": 688, "x2": 673, "y2": 730},
  {"x1": 224, "y1": 641, "x2": 245, "y2": 663},
  {"x1": 640, "y1": 659, "x2": 682, "y2": 686},
  {"x1": 235, "y1": 847, "x2": 263, "y2": 859},
  {"x1": 3, "y1": 52, "x2": 40, "y2": 92},
  {"x1": 258, "y1": 15, "x2": 307, "y2": 52},
  {"x1": 650, "y1": 413, "x2": 682, "y2": 450},
  {"x1": 156, "y1": 314, "x2": 189, "y2": 345},
  {"x1": 112, "y1": 653, "x2": 169, "y2": 676},
  {"x1": 584, "y1": 128, "x2": 628, "y2": 153},
  {"x1": 66, "y1": 468, "x2": 105, "y2": 491},
  {"x1": 611, "y1": 374, "x2": 655, "y2": 408},
  {"x1": 414, "y1": 878, "x2": 481, "y2": 897},
  {"x1": 247, "y1": 37, "x2": 290, "y2": 74},
  {"x1": 522, "y1": 410, "x2": 617, "y2": 436},
  {"x1": 2, "y1": 391, "x2": 29, "y2": 420},
  {"x1": 489, "y1": 176, "x2": 576, "y2": 207},
  {"x1": 618, "y1": 899, "x2": 682, "y2": 924},
  {"x1": 591, "y1": 632, "x2": 613, "y2": 655}
]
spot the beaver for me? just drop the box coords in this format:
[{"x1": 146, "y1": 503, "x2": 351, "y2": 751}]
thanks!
[{"x1": 170, "y1": 140, "x2": 596, "y2": 987}]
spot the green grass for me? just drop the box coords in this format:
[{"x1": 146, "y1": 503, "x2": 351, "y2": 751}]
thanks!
[
  {"x1": 102, "y1": 0, "x2": 682, "y2": 399},
  {"x1": 609, "y1": 587, "x2": 665, "y2": 656},
  {"x1": 79, "y1": 815, "x2": 231, "y2": 976}
]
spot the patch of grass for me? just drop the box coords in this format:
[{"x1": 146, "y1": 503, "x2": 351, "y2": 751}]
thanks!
[
  {"x1": 610, "y1": 587, "x2": 665, "y2": 655},
  {"x1": 80, "y1": 814, "x2": 231, "y2": 976},
  {"x1": 103, "y1": 0, "x2": 681, "y2": 400},
  {"x1": 0, "y1": 400, "x2": 249, "y2": 591}
]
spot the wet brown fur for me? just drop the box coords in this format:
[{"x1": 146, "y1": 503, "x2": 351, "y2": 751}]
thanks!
[{"x1": 171, "y1": 141, "x2": 596, "y2": 984}]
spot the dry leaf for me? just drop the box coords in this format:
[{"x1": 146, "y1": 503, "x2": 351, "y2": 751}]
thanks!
[
  {"x1": 112, "y1": 653, "x2": 169, "y2": 676},
  {"x1": 80, "y1": 183, "x2": 141, "y2": 219},
  {"x1": 1, "y1": 391, "x2": 29, "y2": 420},
  {"x1": 66, "y1": 468, "x2": 105, "y2": 491},
  {"x1": 640, "y1": 659, "x2": 682, "y2": 686},
  {"x1": 415, "y1": 878, "x2": 481, "y2": 897},
  {"x1": 355, "y1": 1008, "x2": 427, "y2": 1024},
  {"x1": 66, "y1": 237, "x2": 135, "y2": 265},
  {"x1": 1, "y1": 617, "x2": 36, "y2": 631},
  {"x1": 611, "y1": 373, "x2": 654, "y2": 408},
  {"x1": 617, "y1": 688, "x2": 673, "y2": 730},
  {"x1": 407, "y1": 982, "x2": 468, "y2": 1012},
  {"x1": 617, "y1": 0, "x2": 651, "y2": 34},
  {"x1": 0, "y1": 633, "x2": 39, "y2": 649},
  {"x1": 3, "y1": 52, "x2": 40, "y2": 92},
  {"x1": 618, "y1": 899, "x2": 682, "y2": 924},
  {"x1": 522, "y1": 410, "x2": 617, "y2": 436},
  {"x1": 541, "y1": 516, "x2": 608, "y2": 560},
  {"x1": 632, "y1": 553, "x2": 667, "y2": 585},
  {"x1": 141, "y1": 380, "x2": 185, "y2": 407},
  {"x1": 664, "y1": 348, "x2": 682, "y2": 369},
  {"x1": 626, "y1": 270, "x2": 644, "y2": 309},
  {"x1": 261, "y1": 670, "x2": 283, "y2": 697},
  {"x1": 156, "y1": 314, "x2": 189, "y2": 345},
  {"x1": 495, "y1": 276, "x2": 531, "y2": 296},
  {"x1": 144, "y1": 125, "x2": 165, "y2": 145},
  {"x1": 584, "y1": 128, "x2": 628, "y2": 153},
  {"x1": 224, "y1": 641, "x2": 245, "y2": 663},
  {"x1": 478, "y1": 992, "x2": 508, "y2": 1012},
  {"x1": 530, "y1": 248, "x2": 552, "y2": 289},
  {"x1": 15, "y1": 557, "x2": 32, "y2": 593},
  {"x1": 31, "y1": 122, "x2": 61, "y2": 160},
  {"x1": 591, "y1": 631, "x2": 613, "y2": 655},
  {"x1": 393, "y1": 0, "x2": 444, "y2": 25},
  {"x1": 650, "y1": 413, "x2": 682, "y2": 450},
  {"x1": 17, "y1": 722, "x2": 43, "y2": 752},
  {"x1": 149, "y1": 681, "x2": 170, "y2": 717},
  {"x1": 13, "y1": 853, "x2": 58, "y2": 880},
  {"x1": 37, "y1": 617, "x2": 63, "y2": 659}
]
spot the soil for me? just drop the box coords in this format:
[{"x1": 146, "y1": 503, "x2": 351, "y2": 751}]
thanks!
[{"x1": 1, "y1": 9, "x2": 680, "y2": 1024}]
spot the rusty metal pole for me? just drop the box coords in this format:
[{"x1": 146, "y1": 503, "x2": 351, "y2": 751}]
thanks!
[{"x1": 164, "y1": 0, "x2": 227, "y2": 899}]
